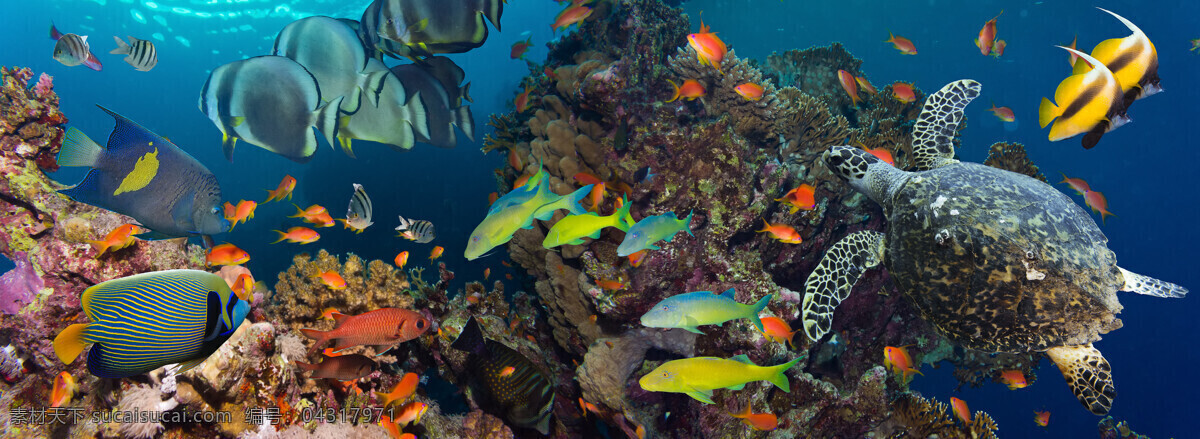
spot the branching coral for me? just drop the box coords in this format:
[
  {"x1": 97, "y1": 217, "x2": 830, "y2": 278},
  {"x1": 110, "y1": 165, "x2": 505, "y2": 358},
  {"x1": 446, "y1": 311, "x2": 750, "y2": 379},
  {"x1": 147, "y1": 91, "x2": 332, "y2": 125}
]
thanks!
[
  {"x1": 265, "y1": 250, "x2": 415, "y2": 336},
  {"x1": 983, "y1": 141, "x2": 1047, "y2": 182},
  {"x1": 889, "y1": 393, "x2": 999, "y2": 439},
  {"x1": 667, "y1": 46, "x2": 787, "y2": 147},
  {"x1": 761, "y1": 43, "x2": 864, "y2": 110}
]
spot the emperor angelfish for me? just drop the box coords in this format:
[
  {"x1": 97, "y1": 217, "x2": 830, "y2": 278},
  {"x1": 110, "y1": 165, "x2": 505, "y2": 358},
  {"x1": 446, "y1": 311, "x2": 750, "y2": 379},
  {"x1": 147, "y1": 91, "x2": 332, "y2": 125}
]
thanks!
[
  {"x1": 342, "y1": 183, "x2": 374, "y2": 233},
  {"x1": 56, "y1": 105, "x2": 230, "y2": 239},
  {"x1": 50, "y1": 23, "x2": 101, "y2": 71},
  {"x1": 389, "y1": 57, "x2": 474, "y2": 149},
  {"x1": 1039, "y1": 47, "x2": 1129, "y2": 149},
  {"x1": 451, "y1": 317, "x2": 554, "y2": 435},
  {"x1": 272, "y1": 16, "x2": 390, "y2": 113},
  {"x1": 52, "y1": 270, "x2": 250, "y2": 378},
  {"x1": 368, "y1": 0, "x2": 504, "y2": 59},
  {"x1": 336, "y1": 58, "x2": 429, "y2": 157},
  {"x1": 110, "y1": 36, "x2": 157, "y2": 71},
  {"x1": 199, "y1": 55, "x2": 343, "y2": 163},
  {"x1": 1071, "y1": 8, "x2": 1160, "y2": 106}
]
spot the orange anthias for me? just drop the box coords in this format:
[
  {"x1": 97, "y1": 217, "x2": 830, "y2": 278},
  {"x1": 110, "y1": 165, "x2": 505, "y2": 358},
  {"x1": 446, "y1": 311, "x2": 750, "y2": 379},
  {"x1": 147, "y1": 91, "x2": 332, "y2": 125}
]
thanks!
[
  {"x1": 867, "y1": 148, "x2": 895, "y2": 166},
  {"x1": 728, "y1": 405, "x2": 778, "y2": 431},
  {"x1": 775, "y1": 183, "x2": 816, "y2": 214},
  {"x1": 321, "y1": 307, "x2": 339, "y2": 321},
  {"x1": 734, "y1": 83, "x2": 764, "y2": 101},
  {"x1": 1000, "y1": 369, "x2": 1028, "y2": 390},
  {"x1": 484, "y1": 267, "x2": 491, "y2": 280},
  {"x1": 883, "y1": 346, "x2": 923, "y2": 383},
  {"x1": 757, "y1": 219, "x2": 802, "y2": 244},
  {"x1": 265, "y1": 175, "x2": 297, "y2": 203},
  {"x1": 376, "y1": 372, "x2": 420, "y2": 408},
  {"x1": 50, "y1": 371, "x2": 78, "y2": 408},
  {"x1": 290, "y1": 204, "x2": 334, "y2": 227},
  {"x1": 552, "y1": 5, "x2": 593, "y2": 32},
  {"x1": 231, "y1": 273, "x2": 255, "y2": 302},
  {"x1": 1059, "y1": 174, "x2": 1090, "y2": 195},
  {"x1": 760, "y1": 316, "x2": 799, "y2": 349},
  {"x1": 87, "y1": 224, "x2": 141, "y2": 257},
  {"x1": 627, "y1": 249, "x2": 648, "y2": 267},
  {"x1": 588, "y1": 182, "x2": 606, "y2": 211},
  {"x1": 885, "y1": 31, "x2": 918, "y2": 55},
  {"x1": 892, "y1": 82, "x2": 916, "y2": 103},
  {"x1": 429, "y1": 246, "x2": 445, "y2": 261},
  {"x1": 596, "y1": 279, "x2": 626, "y2": 291},
  {"x1": 1034, "y1": 410, "x2": 1051, "y2": 427},
  {"x1": 1083, "y1": 190, "x2": 1114, "y2": 223},
  {"x1": 855, "y1": 76, "x2": 878, "y2": 95},
  {"x1": 950, "y1": 397, "x2": 971, "y2": 424},
  {"x1": 666, "y1": 79, "x2": 706, "y2": 102},
  {"x1": 507, "y1": 148, "x2": 522, "y2": 170},
  {"x1": 688, "y1": 17, "x2": 727, "y2": 73},
  {"x1": 395, "y1": 251, "x2": 409, "y2": 268},
  {"x1": 514, "y1": 173, "x2": 533, "y2": 189},
  {"x1": 988, "y1": 104, "x2": 1016, "y2": 122},
  {"x1": 515, "y1": 85, "x2": 533, "y2": 113},
  {"x1": 272, "y1": 226, "x2": 320, "y2": 244},
  {"x1": 312, "y1": 271, "x2": 347, "y2": 290},
  {"x1": 206, "y1": 243, "x2": 250, "y2": 266},
  {"x1": 225, "y1": 200, "x2": 257, "y2": 229},
  {"x1": 837, "y1": 70, "x2": 859, "y2": 106},
  {"x1": 511, "y1": 36, "x2": 533, "y2": 59},
  {"x1": 976, "y1": 11, "x2": 1003, "y2": 56},
  {"x1": 394, "y1": 400, "x2": 429, "y2": 426}
]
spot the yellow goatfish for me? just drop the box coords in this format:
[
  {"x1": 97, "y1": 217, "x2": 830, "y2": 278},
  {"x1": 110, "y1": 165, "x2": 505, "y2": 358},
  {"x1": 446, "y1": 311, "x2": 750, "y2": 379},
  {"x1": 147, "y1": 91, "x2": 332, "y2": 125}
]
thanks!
[
  {"x1": 638, "y1": 355, "x2": 801, "y2": 404},
  {"x1": 1071, "y1": 8, "x2": 1160, "y2": 105},
  {"x1": 1039, "y1": 46, "x2": 1129, "y2": 149}
]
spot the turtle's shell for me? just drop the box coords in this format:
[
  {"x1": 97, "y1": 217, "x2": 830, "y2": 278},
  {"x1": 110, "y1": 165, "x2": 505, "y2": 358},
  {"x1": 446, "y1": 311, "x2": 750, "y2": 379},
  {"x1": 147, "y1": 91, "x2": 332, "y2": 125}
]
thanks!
[{"x1": 887, "y1": 162, "x2": 1123, "y2": 353}]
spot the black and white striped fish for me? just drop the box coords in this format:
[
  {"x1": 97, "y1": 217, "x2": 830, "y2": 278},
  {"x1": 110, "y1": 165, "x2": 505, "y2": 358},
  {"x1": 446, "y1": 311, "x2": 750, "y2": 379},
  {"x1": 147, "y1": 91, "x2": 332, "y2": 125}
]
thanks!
[
  {"x1": 395, "y1": 215, "x2": 435, "y2": 243},
  {"x1": 110, "y1": 36, "x2": 157, "y2": 71},
  {"x1": 341, "y1": 183, "x2": 374, "y2": 233},
  {"x1": 50, "y1": 24, "x2": 101, "y2": 71}
]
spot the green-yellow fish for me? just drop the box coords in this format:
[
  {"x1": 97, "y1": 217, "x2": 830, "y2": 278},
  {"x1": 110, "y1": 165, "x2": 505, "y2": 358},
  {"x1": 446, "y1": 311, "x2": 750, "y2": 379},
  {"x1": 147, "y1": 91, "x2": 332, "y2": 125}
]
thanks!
[
  {"x1": 542, "y1": 196, "x2": 633, "y2": 248},
  {"x1": 465, "y1": 173, "x2": 591, "y2": 260},
  {"x1": 639, "y1": 355, "x2": 801, "y2": 404}
]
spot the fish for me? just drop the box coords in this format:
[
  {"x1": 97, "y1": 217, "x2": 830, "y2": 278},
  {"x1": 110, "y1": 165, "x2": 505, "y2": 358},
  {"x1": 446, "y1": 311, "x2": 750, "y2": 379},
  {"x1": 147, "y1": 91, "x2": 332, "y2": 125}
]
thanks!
[
  {"x1": 588, "y1": 182, "x2": 605, "y2": 211},
  {"x1": 56, "y1": 106, "x2": 230, "y2": 239},
  {"x1": 337, "y1": 57, "x2": 429, "y2": 156},
  {"x1": 883, "y1": 346, "x2": 923, "y2": 383},
  {"x1": 206, "y1": 243, "x2": 250, "y2": 266},
  {"x1": 628, "y1": 249, "x2": 648, "y2": 267},
  {"x1": 976, "y1": 11, "x2": 1003, "y2": 56},
  {"x1": 484, "y1": 268, "x2": 491, "y2": 280},
  {"x1": 543, "y1": 196, "x2": 633, "y2": 248},
  {"x1": 1192, "y1": 38, "x2": 1200, "y2": 53},
  {"x1": 1000, "y1": 369, "x2": 1028, "y2": 390},
  {"x1": 489, "y1": 191, "x2": 500, "y2": 206},
  {"x1": 392, "y1": 401, "x2": 429, "y2": 427},
  {"x1": 1066, "y1": 35, "x2": 1083, "y2": 67},
  {"x1": 687, "y1": 16, "x2": 727, "y2": 73},
  {"x1": 775, "y1": 184, "x2": 816, "y2": 214},
  {"x1": 466, "y1": 171, "x2": 592, "y2": 260},
  {"x1": 988, "y1": 103, "x2": 1015, "y2": 122},
  {"x1": 1073, "y1": 8, "x2": 1161, "y2": 105},
  {"x1": 511, "y1": 36, "x2": 533, "y2": 59},
  {"x1": 271, "y1": 227, "x2": 320, "y2": 244},
  {"x1": 634, "y1": 167, "x2": 655, "y2": 184},
  {"x1": 300, "y1": 308, "x2": 431, "y2": 355},
  {"x1": 1059, "y1": 174, "x2": 1090, "y2": 195},
  {"x1": 230, "y1": 274, "x2": 257, "y2": 303},
  {"x1": 734, "y1": 83, "x2": 764, "y2": 101},
  {"x1": 552, "y1": 5, "x2": 593, "y2": 32},
  {"x1": 760, "y1": 316, "x2": 799, "y2": 349},
  {"x1": 394, "y1": 251, "x2": 409, "y2": 268},
  {"x1": 312, "y1": 271, "x2": 347, "y2": 290},
  {"x1": 837, "y1": 70, "x2": 859, "y2": 106},
  {"x1": 225, "y1": 200, "x2": 257, "y2": 229},
  {"x1": 109, "y1": 36, "x2": 157, "y2": 71},
  {"x1": 596, "y1": 279, "x2": 626, "y2": 291},
  {"x1": 50, "y1": 371, "x2": 78, "y2": 407},
  {"x1": 617, "y1": 210, "x2": 693, "y2": 257},
  {"x1": 265, "y1": 175, "x2": 296, "y2": 203},
  {"x1": 892, "y1": 82, "x2": 916, "y2": 103},
  {"x1": 273, "y1": 16, "x2": 390, "y2": 114},
  {"x1": 87, "y1": 224, "x2": 141, "y2": 257},
  {"x1": 395, "y1": 215, "x2": 436, "y2": 243},
  {"x1": 1038, "y1": 46, "x2": 1129, "y2": 149},
  {"x1": 50, "y1": 24, "x2": 101, "y2": 70},
  {"x1": 757, "y1": 220, "x2": 802, "y2": 244},
  {"x1": 578, "y1": 397, "x2": 600, "y2": 416},
  {"x1": 855, "y1": 76, "x2": 878, "y2": 95},
  {"x1": 290, "y1": 204, "x2": 335, "y2": 227},
  {"x1": 389, "y1": 57, "x2": 475, "y2": 149},
  {"x1": 991, "y1": 39, "x2": 1007, "y2": 57},
  {"x1": 641, "y1": 288, "x2": 771, "y2": 333},
  {"x1": 638, "y1": 354, "x2": 801, "y2": 404},
  {"x1": 296, "y1": 354, "x2": 377, "y2": 381},
  {"x1": 864, "y1": 146, "x2": 895, "y2": 166},
  {"x1": 1083, "y1": 190, "x2": 1115, "y2": 223},
  {"x1": 376, "y1": 372, "x2": 420, "y2": 408},
  {"x1": 450, "y1": 317, "x2": 555, "y2": 434},
  {"x1": 1034, "y1": 410, "x2": 1051, "y2": 427},
  {"x1": 52, "y1": 269, "x2": 250, "y2": 378},
  {"x1": 885, "y1": 31, "x2": 917, "y2": 55},
  {"x1": 729, "y1": 405, "x2": 778, "y2": 431},
  {"x1": 369, "y1": 0, "x2": 504, "y2": 59},
  {"x1": 321, "y1": 308, "x2": 339, "y2": 321},
  {"x1": 666, "y1": 79, "x2": 706, "y2": 102},
  {"x1": 950, "y1": 397, "x2": 971, "y2": 424},
  {"x1": 515, "y1": 85, "x2": 533, "y2": 112},
  {"x1": 429, "y1": 246, "x2": 444, "y2": 261},
  {"x1": 340, "y1": 183, "x2": 374, "y2": 233},
  {"x1": 199, "y1": 55, "x2": 343, "y2": 163}
]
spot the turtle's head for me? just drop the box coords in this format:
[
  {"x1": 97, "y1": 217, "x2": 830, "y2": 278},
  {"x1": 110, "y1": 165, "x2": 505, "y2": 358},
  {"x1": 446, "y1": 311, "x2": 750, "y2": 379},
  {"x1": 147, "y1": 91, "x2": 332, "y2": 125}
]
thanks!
[{"x1": 823, "y1": 145, "x2": 908, "y2": 205}]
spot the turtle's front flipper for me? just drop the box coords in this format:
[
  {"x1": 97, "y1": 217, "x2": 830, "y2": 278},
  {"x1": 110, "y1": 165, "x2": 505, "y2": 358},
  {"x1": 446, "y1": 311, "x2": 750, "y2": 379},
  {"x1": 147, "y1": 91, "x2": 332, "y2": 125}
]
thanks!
[
  {"x1": 1118, "y1": 267, "x2": 1187, "y2": 298},
  {"x1": 1046, "y1": 344, "x2": 1115, "y2": 415},
  {"x1": 910, "y1": 79, "x2": 981, "y2": 171},
  {"x1": 801, "y1": 231, "x2": 886, "y2": 341}
]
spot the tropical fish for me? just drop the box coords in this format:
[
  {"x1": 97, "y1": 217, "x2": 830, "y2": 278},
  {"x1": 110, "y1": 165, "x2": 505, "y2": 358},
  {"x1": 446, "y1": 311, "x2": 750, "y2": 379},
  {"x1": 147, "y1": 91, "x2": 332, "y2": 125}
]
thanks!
[
  {"x1": 1083, "y1": 190, "x2": 1114, "y2": 223},
  {"x1": 976, "y1": 11, "x2": 1003, "y2": 56},
  {"x1": 484, "y1": 268, "x2": 491, "y2": 280},
  {"x1": 199, "y1": 55, "x2": 343, "y2": 163},
  {"x1": 231, "y1": 273, "x2": 257, "y2": 303},
  {"x1": 50, "y1": 24, "x2": 101, "y2": 70},
  {"x1": 272, "y1": 16, "x2": 389, "y2": 114},
  {"x1": 271, "y1": 226, "x2": 320, "y2": 244},
  {"x1": 321, "y1": 307, "x2": 339, "y2": 321},
  {"x1": 206, "y1": 243, "x2": 249, "y2": 266},
  {"x1": 1034, "y1": 410, "x2": 1051, "y2": 427},
  {"x1": 757, "y1": 220, "x2": 802, "y2": 244},
  {"x1": 296, "y1": 354, "x2": 377, "y2": 381},
  {"x1": 389, "y1": 57, "x2": 475, "y2": 148},
  {"x1": 666, "y1": 79, "x2": 706, "y2": 102},
  {"x1": 1192, "y1": 38, "x2": 1200, "y2": 53},
  {"x1": 775, "y1": 184, "x2": 816, "y2": 214},
  {"x1": 56, "y1": 106, "x2": 230, "y2": 239},
  {"x1": 734, "y1": 83, "x2": 764, "y2": 101},
  {"x1": 109, "y1": 36, "x2": 157, "y2": 71},
  {"x1": 837, "y1": 70, "x2": 859, "y2": 106},
  {"x1": 1066, "y1": 35, "x2": 1082, "y2": 67},
  {"x1": 616, "y1": 210, "x2": 693, "y2": 257},
  {"x1": 511, "y1": 36, "x2": 533, "y2": 59},
  {"x1": 290, "y1": 204, "x2": 334, "y2": 227},
  {"x1": 687, "y1": 17, "x2": 727, "y2": 73},
  {"x1": 596, "y1": 279, "x2": 626, "y2": 291},
  {"x1": 394, "y1": 251, "x2": 409, "y2": 268},
  {"x1": 340, "y1": 183, "x2": 374, "y2": 233},
  {"x1": 950, "y1": 397, "x2": 971, "y2": 424},
  {"x1": 313, "y1": 271, "x2": 347, "y2": 290},
  {"x1": 988, "y1": 103, "x2": 1015, "y2": 122},
  {"x1": 892, "y1": 82, "x2": 916, "y2": 103},
  {"x1": 225, "y1": 200, "x2": 257, "y2": 229},
  {"x1": 1072, "y1": 8, "x2": 1161, "y2": 105},
  {"x1": 52, "y1": 269, "x2": 250, "y2": 378},
  {"x1": 395, "y1": 215, "x2": 436, "y2": 243},
  {"x1": 885, "y1": 31, "x2": 917, "y2": 55},
  {"x1": 543, "y1": 196, "x2": 633, "y2": 248},
  {"x1": 634, "y1": 166, "x2": 656, "y2": 184},
  {"x1": 451, "y1": 317, "x2": 555, "y2": 434},
  {"x1": 991, "y1": 39, "x2": 1007, "y2": 57},
  {"x1": 368, "y1": 0, "x2": 504, "y2": 59},
  {"x1": 863, "y1": 146, "x2": 895, "y2": 166},
  {"x1": 50, "y1": 371, "x2": 78, "y2": 407},
  {"x1": 760, "y1": 316, "x2": 799, "y2": 349},
  {"x1": 392, "y1": 400, "x2": 429, "y2": 427},
  {"x1": 1039, "y1": 46, "x2": 1129, "y2": 149},
  {"x1": 729, "y1": 405, "x2": 778, "y2": 431},
  {"x1": 1000, "y1": 369, "x2": 1028, "y2": 390},
  {"x1": 515, "y1": 85, "x2": 533, "y2": 112},
  {"x1": 855, "y1": 76, "x2": 878, "y2": 95},
  {"x1": 429, "y1": 246, "x2": 444, "y2": 261},
  {"x1": 337, "y1": 57, "x2": 429, "y2": 156},
  {"x1": 883, "y1": 346, "x2": 922, "y2": 383},
  {"x1": 489, "y1": 191, "x2": 500, "y2": 206},
  {"x1": 88, "y1": 224, "x2": 141, "y2": 257},
  {"x1": 264, "y1": 175, "x2": 296, "y2": 203},
  {"x1": 376, "y1": 372, "x2": 420, "y2": 408},
  {"x1": 466, "y1": 174, "x2": 592, "y2": 260},
  {"x1": 579, "y1": 397, "x2": 600, "y2": 417},
  {"x1": 638, "y1": 354, "x2": 801, "y2": 404},
  {"x1": 552, "y1": 4, "x2": 593, "y2": 32},
  {"x1": 628, "y1": 249, "x2": 648, "y2": 267},
  {"x1": 1059, "y1": 173, "x2": 1090, "y2": 195},
  {"x1": 641, "y1": 288, "x2": 771, "y2": 333},
  {"x1": 300, "y1": 308, "x2": 431, "y2": 355}
]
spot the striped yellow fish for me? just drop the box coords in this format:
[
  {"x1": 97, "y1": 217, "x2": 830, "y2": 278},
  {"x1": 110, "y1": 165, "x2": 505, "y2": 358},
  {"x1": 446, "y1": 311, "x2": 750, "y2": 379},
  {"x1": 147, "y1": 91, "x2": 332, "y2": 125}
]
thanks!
[
  {"x1": 1039, "y1": 46, "x2": 1129, "y2": 149},
  {"x1": 52, "y1": 270, "x2": 250, "y2": 378},
  {"x1": 1071, "y1": 8, "x2": 1160, "y2": 105}
]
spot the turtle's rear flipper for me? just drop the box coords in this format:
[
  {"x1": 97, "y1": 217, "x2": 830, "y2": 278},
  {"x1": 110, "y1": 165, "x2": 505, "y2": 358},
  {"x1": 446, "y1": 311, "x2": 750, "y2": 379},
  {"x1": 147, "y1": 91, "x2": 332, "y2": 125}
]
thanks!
[
  {"x1": 1118, "y1": 267, "x2": 1188, "y2": 298},
  {"x1": 801, "y1": 231, "x2": 886, "y2": 342},
  {"x1": 1047, "y1": 344, "x2": 1115, "y2": 416}
]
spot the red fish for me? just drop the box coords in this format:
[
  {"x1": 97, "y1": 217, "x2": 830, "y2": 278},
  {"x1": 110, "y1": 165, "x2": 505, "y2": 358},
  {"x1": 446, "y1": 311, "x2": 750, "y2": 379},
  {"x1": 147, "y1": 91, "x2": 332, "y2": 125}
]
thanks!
[
  {"x1": 295, "y1": 354, "x2": 376, "y2": 381},
  {"x1": 687, "y1": 16, "x2": 727, "y2": 73},
  {"x1": 499, "y1": 366, "x2": 516, "y2": 377},
  {"x1": 950, "y1": 397, "x2": 971, "y2": 424},
  {"x1": 976, "y1": 11, "x2": 1004, "y2": 56},
  {"x1": 510, "y1": 37, "x2": 533, "y2": 59},
  {"x1": 376, "y1": 372, "x2": 420, "y2": 408},
  {"x1": 1000, "y1": 369, "x2": 1028, "y2": 390},
  {"x1": 265, "y1": 175, "x2": 297, "y2": 203},
  {"x1": 1059, "y1": 174, "x2": 1090, "y2": 195},
  {"x1": 88, "y1": 224, "x2": 141, "y2": 257},
  {"x1": 515, "y1": 85, "x2": 533, "y2": 113},
  {"x1": 321, "y1": 307, "x2": 339, "y2": 321},
  {"x1": 552, "y1": 5, "x2": 593, "y2": 32},
  {"x1": 1034, "y1": 410, "x2": 1051, "y2": 427},
  {"x1": 885, "y1": 31, "x2": 918, "y2": 55},
  {"x1": 507, "y1": 148, "x2": 522, "y2": 170},
  {"x1": 300, "y1": 308, "x2": 432, "y2": 355},
  {"x1": 734, "y1": 83, "x2": 764, "y2": 101},
  {"x1": 488, "y1": 192, "x2": 499, "y2": 206},
  {"x1": 394, "y1": 251, "x2": 409, "y2": 268},
  {"x1": 988, "y1": 104, "x2": 1015, "y2": 122},
  {"x1": 883, "y1": 346, "x2": 923, "y2": 383},
  {"x1": 729, "y1": 405, "x2": 778, "y2": 431},
  {"x1": 231, "y1": 273, "x2": 256, "y2": 302},
  {"x1": 775, "y1": 184, "x2": 816, "y2": 214},
  {"x1": 225, "y1": 200, "x2": 257, "y2": 229},
  {"x1": 271, "y1": 226, "x2": 319, "y2": 244},
  {"x1": 867, "y1": 147, "x2": 895, "y2": 166},
  {"x1": 760, "y1": 316, "x2": 799, "y2": 349},
  {"x1": 589, "y1": 182, "x2": 606, "y2": 211},
  {"x1": 484, "y1": 267, "x2": 491, "y2": 280},
  {"x1": 574, "y1": 172, "x2": 603, "y2": 186},
  {"x1": 837, "y1": 69, "x2": 859, "y2": 106},
  {"x1": 892, "y1": 82, "x2": 916, "y2": 103},
  {"x1": 1083, "y1": 190, "x2": 1114, "y2": 223},
  {"x1": 206, "y1": 243, "x2": 249, "y2": 266},
  {"x1": 666, "y1": 79, "x2": 706, "y2": 102},
  {"x1": 856, "y1": 76, "x2": 878, "y2": 95},
  {"x1": 757, "y1": 220, "x2": 802, "y2": 244}
]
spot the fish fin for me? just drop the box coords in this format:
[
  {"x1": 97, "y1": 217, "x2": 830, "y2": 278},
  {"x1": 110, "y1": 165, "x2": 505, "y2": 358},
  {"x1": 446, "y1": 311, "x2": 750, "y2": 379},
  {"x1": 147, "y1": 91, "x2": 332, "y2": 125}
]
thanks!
[
  {"x1": 338, "y1": 123, "x2": 357, "y2": 158},
  {"x1": 95, "y1": 105, "x2": 167, "y2": 152},
  {"x1": 133, "y1": 230, "x2": 177, "y2": 240},
  {"x1": 681, "y1": 210, "x2": 695, "y2": 236},
  {"x1": 170, "y1": 189, "x2": 196, "y2": 227},
  {"x1": 174, "y1": 357, "x2": 209, "y2": 374},
  {"x1": 461, "y1": 82, "x2": 473, "y2": 103},
  {"x1": 299, "y1": 328, "x2": 328, "y2": 355},
  {"x1": 83, "y1": 52, "x2": 102, "y2": 71},
  {"x1": 58, "y1": 127, "x2": 104, "y2": 168},
  {"x1": 729, "y1": 354, "x2": 753, "y2": 364},
  {"x1": 681, "y1": 326, "x2": 703, "y2": 334},
  {"x1": 405, "y1": 90, "x2": 431, "y2": 141},
  {"x1": 373, "y1": 344, "x2": 397, "y2": 355},
  {"x1": 294, "y1": 361, "x2": 317, "y2": 372},
  {"x1": 719, "y1": 288, "x2": 736, "y2": 300},
  {"x1": 316, "y1": 96, "x2": 345, "y2": 153},
  {"x1": 1038, "y1": 97, "x2": 1060, "y2": 129},
  {"x1": 726, "y1": 383, "x2": 745, "y2": 391},
  {"x1": 568, "y1": 239, "x2": 586, "y2": 245},
  {"x1": 455, "y1": 105, "x2": 475, "y2": 142},
  {"x1": 482, "y1": 0, "x2": 503, "y2": 31},
  {"x1": 59, "y1": 169, "x2": 107, "y2": 206},
  {"x1": 1046, "y1": 344, "x2": 1115, "y2": 415},
  {"x1": 109, "y1": 36, "x2": 130, "y2": 54},
  {"x1": 802, "y1": 231, "x2": 885, "y2": 341},
  {"x1": 330, "y1": 312, "x2": 351, "y2": 329},
  {"x1": 561, "y1": 184, "x2": 595, "y2": 216},
  {"x1": 450, "y1": 316, "x2": 489, "y2": 356},
  {"x1": 666, "y1": 79, "x2": 681, "y2": 102},
  {"x1": 748, "y1": 294, "x2": 772, "y2": 332},
  {"x1": 766, "y1": 357, "x2": 803, "y2": 392},
  {"x1": 684, "y1": 388, "x2": 715, "y2": 404},
  {"x1": 221, "y1": 132, "x2": 237, "y2": 161},
  {"x1": 50, "y1": 23, "x2": 63, "y2": 40},
  {"x1": 53, "y1": 323, "x2": 89, "y2": 364},
  {"x1": 362, "y1": 70, "x2": 390, "y2": 107}
]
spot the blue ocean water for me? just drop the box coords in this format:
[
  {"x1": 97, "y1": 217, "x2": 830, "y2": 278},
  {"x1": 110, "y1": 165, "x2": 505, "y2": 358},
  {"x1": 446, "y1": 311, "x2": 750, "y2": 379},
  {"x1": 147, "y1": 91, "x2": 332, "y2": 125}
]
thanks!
[{"x1": 3, "y1": 0, "x2": 1198, "y2": 437}]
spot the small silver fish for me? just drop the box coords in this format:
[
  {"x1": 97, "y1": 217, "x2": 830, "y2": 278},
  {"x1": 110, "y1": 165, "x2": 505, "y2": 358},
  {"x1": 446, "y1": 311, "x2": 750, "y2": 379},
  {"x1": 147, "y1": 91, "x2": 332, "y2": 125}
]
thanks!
[
  {"x1": 110, "y1": 36, "x2": 157, "y2": 71},
  {"x1": 395, "y1": 215, "x2": 435, "y2": 243},
  {"x1": 50, "y1": 24, "x2": 101, "y2": 71},
  {"x1": 342, "y1": 183, "x2": 373, "y2": 233}
]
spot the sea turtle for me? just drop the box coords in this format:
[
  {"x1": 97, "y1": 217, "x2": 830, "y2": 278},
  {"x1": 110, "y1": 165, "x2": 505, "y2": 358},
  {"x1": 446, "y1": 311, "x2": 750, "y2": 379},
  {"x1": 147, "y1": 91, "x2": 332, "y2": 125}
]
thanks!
[{"x1": 800, "y1": 79, "x2": 1187, "y2": 415}]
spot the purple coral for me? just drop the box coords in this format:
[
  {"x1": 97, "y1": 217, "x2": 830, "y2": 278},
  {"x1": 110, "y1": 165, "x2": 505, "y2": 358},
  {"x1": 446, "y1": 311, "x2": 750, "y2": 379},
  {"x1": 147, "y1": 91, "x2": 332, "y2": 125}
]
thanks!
[
  {"x1": 33, "y1": 73, "x2": 53, "y2": 97},
  {"x1": 0, "y1": 251, "x2": 40, "y2": 314}
]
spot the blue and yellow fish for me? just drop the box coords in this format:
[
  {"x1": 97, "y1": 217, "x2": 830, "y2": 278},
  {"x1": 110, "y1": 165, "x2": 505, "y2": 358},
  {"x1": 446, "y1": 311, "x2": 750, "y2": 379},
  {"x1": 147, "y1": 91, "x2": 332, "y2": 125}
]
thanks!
[
  {"x1": 640, "y1": 288, "x2": 772, "y2": 333},
  {"x1": 617, "y1": 210, "x2": 694, "y2": 257},
  {"x1": 52, "y1": 270, "x2": 250, "y2": 378}
]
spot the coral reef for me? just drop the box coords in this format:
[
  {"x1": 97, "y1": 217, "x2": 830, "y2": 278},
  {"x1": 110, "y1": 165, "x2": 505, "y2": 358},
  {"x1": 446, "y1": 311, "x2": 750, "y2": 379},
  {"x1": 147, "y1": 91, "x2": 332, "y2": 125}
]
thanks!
[
  {"x1": 1098, "y1": 416, "x2": 1149, "y2": 439},
  {"x1": 888, "y1": 393, "x2": 999, "y2": 439},
  {"x1": 983, "y1": 141, "x2": 1048, "y2": 182}
]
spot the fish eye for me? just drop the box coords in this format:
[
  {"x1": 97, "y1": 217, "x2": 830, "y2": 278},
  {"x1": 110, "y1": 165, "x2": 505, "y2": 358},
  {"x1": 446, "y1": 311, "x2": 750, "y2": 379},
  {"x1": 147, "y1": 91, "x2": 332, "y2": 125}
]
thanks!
[
  {"x1": 661, "y1": 372, "x2": 669, "y2": 378},
  {"x1": 211, "y1": 207, "x2": 219, "y2": 214},
  {"x1": 416, "y1": 319, "x2": 426, "y2": 329},
  {"x1": 661, "y1": 305, "x2": 669, "y2": 311}
]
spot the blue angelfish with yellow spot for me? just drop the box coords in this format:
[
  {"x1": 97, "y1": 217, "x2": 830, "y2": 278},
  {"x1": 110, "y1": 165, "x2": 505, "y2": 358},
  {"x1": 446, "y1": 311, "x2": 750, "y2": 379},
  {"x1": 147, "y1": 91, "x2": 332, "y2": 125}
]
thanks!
[
  {"x1": 52, "y1": 270, "x2": 250, "y2": 378},
  {"x1": 56, "y1": 105, "x2": 230, "y2": 239}
]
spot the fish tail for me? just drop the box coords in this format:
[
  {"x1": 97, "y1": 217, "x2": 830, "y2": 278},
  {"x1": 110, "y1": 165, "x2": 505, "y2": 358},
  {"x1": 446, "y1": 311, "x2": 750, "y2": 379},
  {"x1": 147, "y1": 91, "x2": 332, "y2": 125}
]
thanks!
[
  {"x1": 109, "y1": 36, "x2": 130, "y2": 55},
  {"x1": 299, "y1": 328, "x2": 327, "y2": 355},
  {"x1": 561, "y1": 184, "x2": 594, "y2": 216},
  {"x1": 315, "y1": 96, "x2": 344, "y2": 153},
  {"x1": 747, "y1": 294, "x2": 772, "y2": 332},
  {"x1": 264, "y1": 189, "x2": 277, "y2": 203},
  {"x1": 681, "y1": 210, "x2": 694, "y2": 236},
  {"x1": 294, "y1": 361, "x2": 317, "y2": 372},
  {"x1": 270, "y1": 230, "x2": 287, "y2": 244},
  {"x1": 58, "y1": 127, "x2": 103, "y2": 168},
  {"x1": 87, "y1": 239, "x2": 110, "y2": 257},
  {"x1": 1037, "y1": 97, "x2": 1059, "y2": 129},
  {"x1": 766, "y1": 357, "x2": 802, "y2": 392},
  {"x1": 666, "y1": 79, "x2": 681, "y2": 103},
  {"x1": 288, "y1": 204, "x2": 306, "y2": 218},
  {"x1": 884, "y1": 30, "x2": 894, "y2": 43},
  {"x1": 53, "y1": 323, "x2": 89, "y2": 364}
]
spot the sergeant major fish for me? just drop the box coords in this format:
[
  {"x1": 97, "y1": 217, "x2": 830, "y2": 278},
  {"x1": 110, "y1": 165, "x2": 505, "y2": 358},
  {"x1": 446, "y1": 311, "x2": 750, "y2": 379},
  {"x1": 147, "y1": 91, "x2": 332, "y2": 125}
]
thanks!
[
  {"x1": 110, "y1": 36, "x2": 157, "y2": 71},
  {"x1": 341, "y1": 183, "x2": 374, "y2": 233},
  {"x1": 50, "y1": 23, "x2": 101, "y2": 71},
  {"x1": 396, "y1": 215, "x2": 436, "y2": 243}
]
